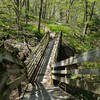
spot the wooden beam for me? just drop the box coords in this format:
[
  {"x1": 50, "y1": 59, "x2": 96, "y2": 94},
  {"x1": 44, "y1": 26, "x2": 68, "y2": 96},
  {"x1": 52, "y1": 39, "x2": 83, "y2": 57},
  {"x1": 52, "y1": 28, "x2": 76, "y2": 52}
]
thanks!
[
  {"x1": 8, "y1": 75, "x2": 25, "y2": 90},
  {"x1": 52, "y1": 68, "x2": 100, "y2": 75},
  {"x1": 52, "y1": 75, "x2": 100, "y2": 95},
  {"x1": 52, "y1": 48, "x2": 100, "y2": 68},
  {"x1": 7, "y1": 69, "x2": 24, "y2": 74},
  {"x1": 27, "y1": 33, "x2": 50, "y2": 80},
  {"x1": 25, "y1": 33, "x2": 49, "y2": 65}
]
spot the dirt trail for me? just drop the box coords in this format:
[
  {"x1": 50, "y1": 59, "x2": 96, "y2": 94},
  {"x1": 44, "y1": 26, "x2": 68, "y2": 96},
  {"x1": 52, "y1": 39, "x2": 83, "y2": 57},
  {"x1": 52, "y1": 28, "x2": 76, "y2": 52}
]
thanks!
[{"x1": 29, "y1": 22, "x2": 56, "y2": 38}]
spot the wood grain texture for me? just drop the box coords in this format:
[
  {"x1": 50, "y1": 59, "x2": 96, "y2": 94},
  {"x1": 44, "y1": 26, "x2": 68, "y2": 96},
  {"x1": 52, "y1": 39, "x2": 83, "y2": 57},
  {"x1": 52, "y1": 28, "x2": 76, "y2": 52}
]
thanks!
[
  {"x1": 52, "y1": 68, "x2": 100, "y2": 75},
  {"x1": 52, "y1": 75, "x2": 100, "y2": 95},
  {"x1": 52, "y1": 48, "x2": 100, "y2": 68}
]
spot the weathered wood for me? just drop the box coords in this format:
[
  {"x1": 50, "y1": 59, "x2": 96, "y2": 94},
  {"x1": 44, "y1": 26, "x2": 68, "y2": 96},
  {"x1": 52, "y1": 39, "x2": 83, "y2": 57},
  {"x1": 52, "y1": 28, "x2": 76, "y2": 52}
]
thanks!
[
  {"x1": 27, "y1": 33, "x2": 49, "y2": 69},
  {"x1": 48, "y1": 32, "x2": 62, "y2": 66},
  {"x1": 7, "y1": 69, "x2": 24, "y2": 74},
  {"x1": 25, "y1": 33, "x2": 48, "y2": 65},
  {"x1": 52, "y1": 48, "x2": 100, "y2": 68},
  {"x1": 27, "y1": 35, "x2": 49, "y2": 71},
  {"x1": 52, "y1": 68, "x2": 100, "y2": 75},
  {"x1": 52, "y1": 75, "x2": 100, "y2": 95},
  {"x1": 8, "y1": 75, "x2": 25, "y2": 90},
  {"x1": 48, "y1": 32, "x2": 62, "y2": 85},
  {"x1": 26, "y1": 33, "x2": 50, "y2": 81}
]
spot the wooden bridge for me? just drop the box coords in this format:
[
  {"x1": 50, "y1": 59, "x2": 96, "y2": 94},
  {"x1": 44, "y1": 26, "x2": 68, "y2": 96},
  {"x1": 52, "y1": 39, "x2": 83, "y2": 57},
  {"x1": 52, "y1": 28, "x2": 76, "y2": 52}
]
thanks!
[{"x1": 0, "y1": 31, "x2": 100, "y2": 100}]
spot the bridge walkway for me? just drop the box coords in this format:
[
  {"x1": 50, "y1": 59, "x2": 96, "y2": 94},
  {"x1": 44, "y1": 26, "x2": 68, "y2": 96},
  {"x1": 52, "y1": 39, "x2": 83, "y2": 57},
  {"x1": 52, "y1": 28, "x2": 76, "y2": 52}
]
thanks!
[{"x1": 21, "y1": 35, "x2": 77, "y2": 100}]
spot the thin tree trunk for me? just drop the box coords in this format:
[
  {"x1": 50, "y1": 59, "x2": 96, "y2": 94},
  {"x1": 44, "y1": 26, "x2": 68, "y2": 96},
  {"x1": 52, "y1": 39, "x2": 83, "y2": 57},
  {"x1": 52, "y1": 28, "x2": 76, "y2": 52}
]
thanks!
[
  {"x1": 89, "y1": 1, "x2": 96, "y2": 21},
  {"x1": 83, "y1": 0, "x2": 88, "y2": 22},
  {"x1": 66, "y1": 0, "x2": 75, "y2": 23},
  {"x1": 66, "y1": 10, "x2": 70, "y2": 23},
  {"x1": 42, "y1": 0, "x2": 47, "y2": 19},
  {"x1": 83, "y1": 22, "x2": 88, "y2": 37},
  {"x1": 25, "y1": 0, "x2": 29, "y2": 24},
  {"x1": 49, "y1": 0, "x2": 56, "y2": 20},
  {"x1": 60, "y1": 9, "x2": 63, "y2": 22},
  {"x1": 16, "y1": 0, "x2": 20, "y2": 33},
  {"x1": 83, "y1": 1, "x2": 96, "y2": 37},
  {"x1": 38, "y1": 0, "x2": 43, "y2": 34}
]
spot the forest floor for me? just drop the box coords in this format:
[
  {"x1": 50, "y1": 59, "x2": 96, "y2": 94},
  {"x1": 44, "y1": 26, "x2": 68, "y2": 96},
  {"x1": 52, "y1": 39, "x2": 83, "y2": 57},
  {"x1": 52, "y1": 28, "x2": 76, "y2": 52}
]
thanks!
[{"x1": 29, "y1": 21, "x2": 56, "y2": 38}]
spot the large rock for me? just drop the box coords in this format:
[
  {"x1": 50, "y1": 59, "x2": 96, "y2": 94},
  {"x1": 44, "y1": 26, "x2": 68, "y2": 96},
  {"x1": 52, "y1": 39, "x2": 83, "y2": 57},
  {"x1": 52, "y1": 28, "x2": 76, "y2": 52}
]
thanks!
[{"x1": 3, "y1": 39, "x2": 31, "y2": 61}]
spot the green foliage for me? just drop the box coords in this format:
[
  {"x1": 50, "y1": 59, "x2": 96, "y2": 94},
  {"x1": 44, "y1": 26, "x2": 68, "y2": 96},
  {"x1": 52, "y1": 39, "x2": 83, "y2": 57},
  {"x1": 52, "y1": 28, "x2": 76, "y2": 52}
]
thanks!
[
  {"x1": 45, "y1": 21, "x2": 95, "y2": 52},
  {"x1": 43, "y1": 20, "x2": 58, "y2": 24},
  {"x1": 75, "y1": 89, "x2": 95, "y2": 100},
  {"x1": 47, "y1": 23, "x2": 71, "y2": 34},
  {"x1": 21, "y1": 23, "x2": 45, "y2": 39}
]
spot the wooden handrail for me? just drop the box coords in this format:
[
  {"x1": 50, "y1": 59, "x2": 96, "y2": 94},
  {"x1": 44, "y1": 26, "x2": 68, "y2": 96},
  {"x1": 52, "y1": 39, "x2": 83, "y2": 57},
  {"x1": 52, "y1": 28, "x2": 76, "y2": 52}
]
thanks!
[
  {"x1": 26, "y1": 33, "x2": 50, "y2": 82},
  {"x1": 49, "y1": 32, "x2": 62, "y2": 66},
  {"x1": 52, "y1": 45, "x2": 100, "y2": 95},
  {"x1": 52, "y1": 48, "x2": 100, "y2": 68},
  {"x1": 52, "y1": 68, "x2": 100, "y2": 75},
  {"x1": 25, "y1": 33, "x2": 49, "y2": 65},
  {"x1": 52, "y1": 75, "x2": 100, "y2": 95}
]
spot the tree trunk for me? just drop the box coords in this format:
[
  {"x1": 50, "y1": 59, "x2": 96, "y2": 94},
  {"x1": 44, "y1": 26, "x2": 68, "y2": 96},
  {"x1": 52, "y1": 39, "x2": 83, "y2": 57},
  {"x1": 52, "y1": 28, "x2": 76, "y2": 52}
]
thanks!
[
  {"x1": 66, "y1": 10, "x2": 70, "y2": 23},
  {"x1": 60, "y1": 9, "x2": 63, "y2": 22},
  {"x1": 25, "y1": 0, "x2": 29, "y2": 24},
  {"x1": 42, "y1": 0, "x2": 47, "y2": 19},
  {"x1": 89, "y1": 1, "x2": 96, "y2": 21},
  {"x1": 82, "y1": 1, "x2": 96, "y2": 37},
  {"x1": 50, "y1": 0, "x2": 56, "y2": 20},
  {"x1": 83, "y1": 0, "x2": 88, "y2": 22},
  {"x1": 16, "y1": 0, "x2": 20, "y2": 33},
  {"x1": 38, "y1": 0, "x2": 43, "y2": 34},
  {"x1": 66, "y1": 0, "x2": 75, "y2": 23}
]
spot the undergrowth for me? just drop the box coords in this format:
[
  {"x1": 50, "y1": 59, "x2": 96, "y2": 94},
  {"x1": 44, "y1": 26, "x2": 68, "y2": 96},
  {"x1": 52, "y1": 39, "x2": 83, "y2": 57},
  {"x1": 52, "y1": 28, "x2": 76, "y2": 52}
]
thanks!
[
  {"x1": 0, "y1": 16, "x2": 45, "y2": 42},
  {"x1": 45, "y1": 20, "x2": 100, "y2": 69}
]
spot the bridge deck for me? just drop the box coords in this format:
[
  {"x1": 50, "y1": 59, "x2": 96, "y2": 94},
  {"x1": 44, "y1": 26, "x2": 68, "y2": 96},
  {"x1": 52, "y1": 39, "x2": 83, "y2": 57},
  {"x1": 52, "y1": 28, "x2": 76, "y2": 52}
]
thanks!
[{"x1": 21, "y1": 38, "x2": 77, "y2": 100}]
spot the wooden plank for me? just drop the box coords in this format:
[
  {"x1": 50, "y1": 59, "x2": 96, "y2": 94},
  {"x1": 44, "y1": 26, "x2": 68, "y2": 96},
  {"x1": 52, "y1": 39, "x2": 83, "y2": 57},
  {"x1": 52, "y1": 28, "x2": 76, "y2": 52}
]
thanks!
[
  {"x1": 48, "y1": 32, "x2": 62, "y2": 85},
  {"x1": 8, "y1": 75, "x2": 25, "y2": 90},
  {"x1": 27, "y1": 35, "x2": 49, "y2": 80},
  {"x1": 25, "y1": 33, "x2": 49, "y2": 65},
  {"x1": 27, "y1": 33, "x2": 49, "y2": 70},
  {"x1": 27, "y1": 42, "x2": 47, "y2": 70},
  {"x1": 52, "y1": 75, "x2": 100, "y2": 95},
  {"x1": 48, "y1": 32, "x2": 62, "y2": 66},
  {"x1": 52, "y1": 48, "x2": 100, "y2": 68},
  {"x1": 7, "y1": 69, "x2": 24, "y2": 74},
  {"x1": 28, "y1": 43, "x2": 48, "y2": 75},
  {"x1": 52, "y1": 68, "x2": 100, "y2": 75}
]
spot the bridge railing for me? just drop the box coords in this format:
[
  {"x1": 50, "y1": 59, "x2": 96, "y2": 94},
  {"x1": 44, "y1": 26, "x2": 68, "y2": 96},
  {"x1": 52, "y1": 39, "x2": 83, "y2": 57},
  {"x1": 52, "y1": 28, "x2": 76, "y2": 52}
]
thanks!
[
  {"x1": 47, "y1": 32, "x2": 62, "y2": 84},
  {"x1": 52, "y1": 48, "x2": 100, "y2": 95},
  {"x1": 25, "y1": 33, "x2": 50, "y2": 83}
]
